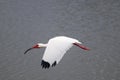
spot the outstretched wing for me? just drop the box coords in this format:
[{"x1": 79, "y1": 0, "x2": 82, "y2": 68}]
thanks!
[{"x1": 41, "y1": 38, "x2": 75, "y2": 68}]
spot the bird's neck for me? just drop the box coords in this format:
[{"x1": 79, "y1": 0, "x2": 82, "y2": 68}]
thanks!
[{"x1": 39, "y1": 43, "x2": 47, "y2": 47}]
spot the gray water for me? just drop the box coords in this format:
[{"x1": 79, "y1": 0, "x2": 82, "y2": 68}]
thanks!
[{"x1": 0, "y1": 0, "x2": 120, "y2": 80}]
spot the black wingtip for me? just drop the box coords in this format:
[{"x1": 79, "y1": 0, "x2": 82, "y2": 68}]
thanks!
[
  {"x1": 52, "y1": 61, "x2": 57, "y2": 67},
  {"x1": 41, "y1": 60, "x2": 50, "y2": 69}
]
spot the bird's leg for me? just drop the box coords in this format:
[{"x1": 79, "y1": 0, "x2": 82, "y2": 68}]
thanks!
[{"x1": 73, "y1": 43, "x2": 90, "y2": 50}]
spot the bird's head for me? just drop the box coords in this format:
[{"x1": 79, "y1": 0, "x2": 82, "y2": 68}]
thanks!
[{"x1": 24, "y1": 43, "x2": 47, "y2": 54}]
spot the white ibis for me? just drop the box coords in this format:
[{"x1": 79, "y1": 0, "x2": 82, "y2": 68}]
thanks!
[{"x1": 24, "y1": 36, "x2": 90, "y2": 69}]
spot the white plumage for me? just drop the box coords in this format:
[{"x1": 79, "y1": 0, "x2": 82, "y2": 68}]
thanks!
[
  {"x1": 42, "y1": 36, "x2": 81, "y2": 65},
  {"x1": 24, "y1": 36, "x2": 90, "y2": 69}
]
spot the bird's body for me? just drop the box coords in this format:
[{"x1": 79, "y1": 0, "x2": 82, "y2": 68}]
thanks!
[
  {"x1": 42, "y1": 36, "x2": 80, "y2": 66},
  {"x1": 24, "y1": 36, "x2": 90, "y2": 69}
]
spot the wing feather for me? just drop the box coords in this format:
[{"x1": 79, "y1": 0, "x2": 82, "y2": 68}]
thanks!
[
  {"x1": 42, "y1": 36, "x2": 80, "y2": 67},
  {"x1": 42, "y1": 39, "x2": 72, "y2": 66}
]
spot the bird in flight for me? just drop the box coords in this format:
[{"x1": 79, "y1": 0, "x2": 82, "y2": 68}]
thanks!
[{"x1": 24, "y1": 36, "x2": 90, "y2": 69}]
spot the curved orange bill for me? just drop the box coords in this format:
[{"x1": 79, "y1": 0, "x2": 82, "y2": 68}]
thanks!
[
  {"x1": 24, "y1": 44, "x2": 40, "y2": 54},
  {"x1": 24, "y1": 48, "x2": 34, "y2": 54}
]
